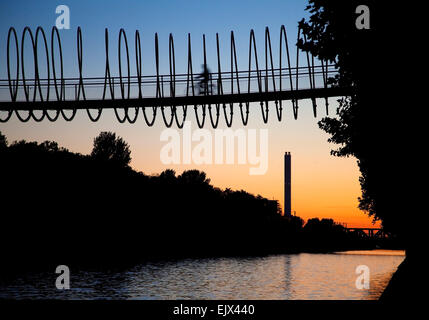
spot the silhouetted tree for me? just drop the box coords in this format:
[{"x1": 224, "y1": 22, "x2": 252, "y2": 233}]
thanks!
[
  {"x1": 91, "y1": 131, "x2": 131, "y2": 167},
  {"x1": 297, "y1": 1, "x2": 410, "y2": 244},
  {"x1": 39, "y1": 141, "x2": 61, "y2": 152},
  {"x1": 0, "y1": 131, "x2": 7, "y2": 149},
  {"x1": 298, "y1": 4, "x2": 416, "y2": 301},
  {"x1": 289, "y1": 215, "x2": 304, "y2": 229},
  {"x1": 178, "y1": 169, "x2": 211, "y2": 185},
  {"x1": 159, "y1": 169, "x2": 177, "y2": 182}
]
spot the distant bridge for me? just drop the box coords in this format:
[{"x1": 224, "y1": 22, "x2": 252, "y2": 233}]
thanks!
[
  {"x1": 0, "y1": 25, "x2": 352, "y2": 128},
  {"x1": 345, "y1": 228, "x2": 389, "y2": 240}
]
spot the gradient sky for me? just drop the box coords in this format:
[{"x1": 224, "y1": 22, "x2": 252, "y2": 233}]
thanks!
[{"x1": 0, "y1": 0, "x2": 379, "y2": 228}]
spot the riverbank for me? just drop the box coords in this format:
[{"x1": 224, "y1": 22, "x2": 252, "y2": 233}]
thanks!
[{"x1": 380, "y1": 254, "x2": 420, "y2": 302}]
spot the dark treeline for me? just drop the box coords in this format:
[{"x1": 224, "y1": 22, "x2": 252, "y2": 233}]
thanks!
[{"x1": 0, "y1": 131, "x2": 393, "y2": 274}]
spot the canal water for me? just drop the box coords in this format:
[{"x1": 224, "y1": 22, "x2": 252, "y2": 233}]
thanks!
[{"x1": 0, "y1": 249, "x2": 404, "y2": 300}]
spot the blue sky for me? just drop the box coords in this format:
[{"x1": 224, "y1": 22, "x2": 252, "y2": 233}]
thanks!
[{"x1": 0, "y1": 0, "x2": 309, "y2": 79}]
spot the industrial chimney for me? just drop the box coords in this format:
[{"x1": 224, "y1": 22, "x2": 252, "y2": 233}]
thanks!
[{"x1": 284, "y1": 152, "x2": 291, "y2": 217}]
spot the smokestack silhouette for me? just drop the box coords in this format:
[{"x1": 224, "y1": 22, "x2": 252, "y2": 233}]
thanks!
[{"x1": 284, "y1": 152, "x2": 291, "y2": 217}]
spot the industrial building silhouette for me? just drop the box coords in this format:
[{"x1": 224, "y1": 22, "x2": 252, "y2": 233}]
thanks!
[{"x1": 284, "y1": 152, "x2": 291, "y2": 217}]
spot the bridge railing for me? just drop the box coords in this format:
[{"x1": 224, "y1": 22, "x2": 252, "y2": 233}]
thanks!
[{"x1": 0, "y1": 65, "x2": 337, "y2": 101}]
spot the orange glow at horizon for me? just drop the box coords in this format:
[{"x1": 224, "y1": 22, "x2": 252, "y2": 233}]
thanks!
[
  {"x1": 139, "y1": 150, "x2": 380, "y2": 229},
  {"x1": 1, "y1": 100, "x2": 379, "y2": 229}
]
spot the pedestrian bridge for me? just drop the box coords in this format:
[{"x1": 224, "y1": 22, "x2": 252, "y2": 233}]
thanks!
[{"x1": 0, "y1": 25, "x2": 351, "y2": 128}]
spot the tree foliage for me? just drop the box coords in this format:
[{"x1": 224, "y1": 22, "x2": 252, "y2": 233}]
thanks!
[
  {"x1": 298, "y1": 1, "x2": 407, "y2": 241},
  {"x1": 0, "y1": 131, "x2": 7, "y2": 149},
  {"x1": 91, "y1": 131, "x2": 131, "y2": 167}
]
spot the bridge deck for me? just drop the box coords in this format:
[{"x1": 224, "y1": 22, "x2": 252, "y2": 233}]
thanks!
[{"x1": 0, "y1": 87, "x2": 350, "y2": 111}]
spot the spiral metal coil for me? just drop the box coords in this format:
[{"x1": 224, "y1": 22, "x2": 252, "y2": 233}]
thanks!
[{"x1": 0, "y1": 25, "x2": 340, "y2": 127}]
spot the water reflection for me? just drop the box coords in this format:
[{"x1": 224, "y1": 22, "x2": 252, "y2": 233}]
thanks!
[{"x1": 0, "y1": 250, "x2": 404, "y2": 300}]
